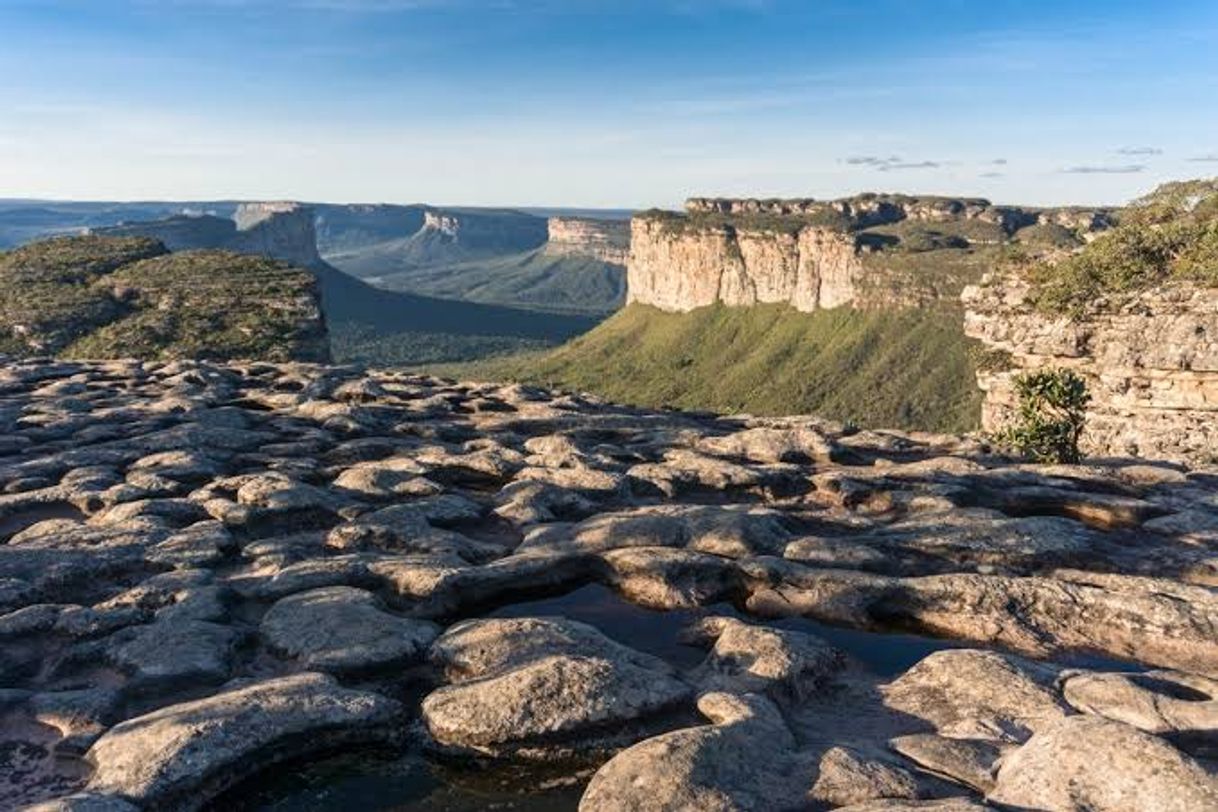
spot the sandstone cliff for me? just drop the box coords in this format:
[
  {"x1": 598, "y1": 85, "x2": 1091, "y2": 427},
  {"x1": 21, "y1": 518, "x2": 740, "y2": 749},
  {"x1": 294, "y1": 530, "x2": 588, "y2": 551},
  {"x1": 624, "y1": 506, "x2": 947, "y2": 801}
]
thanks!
[
  {"x1": 628, "y1": 195, "x2": 1114, "y2": 314},
  {"x1": 544, "y1": 217, "x2": 629, "y2": 265},
  {"x1": 627, "y1": 217, "x2": 863, "y2": 312},
  {"x1": 964, "y1": 276, "x2": 1218, "y2": 464}
]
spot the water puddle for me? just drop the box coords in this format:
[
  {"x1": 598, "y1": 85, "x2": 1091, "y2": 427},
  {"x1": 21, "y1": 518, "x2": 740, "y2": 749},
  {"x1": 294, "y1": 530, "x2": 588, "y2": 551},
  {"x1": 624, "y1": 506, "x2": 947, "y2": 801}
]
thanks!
[
  {"x1": 0, "y1": 503, "x2": 85, "y2": 543},
  {"x1": 215, "y1": 748, "x2": 583, "y2": 812},
  {"x1": 230, "y1": 582, "x2": 1141, "y2": 810}
]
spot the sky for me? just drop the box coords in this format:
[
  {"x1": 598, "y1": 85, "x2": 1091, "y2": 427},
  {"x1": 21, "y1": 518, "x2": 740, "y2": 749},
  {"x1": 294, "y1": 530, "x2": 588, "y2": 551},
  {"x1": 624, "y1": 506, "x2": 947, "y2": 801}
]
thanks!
[{"x1": 0, "y1": 0, "x2": 1216, "y2": 208}]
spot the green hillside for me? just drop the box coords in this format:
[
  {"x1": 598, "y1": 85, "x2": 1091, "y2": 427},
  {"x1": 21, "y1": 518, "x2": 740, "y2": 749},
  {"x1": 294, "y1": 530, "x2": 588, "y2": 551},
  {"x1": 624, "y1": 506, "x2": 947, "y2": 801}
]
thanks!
[
  {"x1": 0, "y1": 236, "x2": 329, "y2": 362},
  {"x1": 313, "y1": 262, "x2": 602, "y2": 366},
  {"x1": 361, "y1": 248, "x2": 625, "y2": 314},
  {"x1": 443, "y1": 303, "x2": 983, "y2": 433}
]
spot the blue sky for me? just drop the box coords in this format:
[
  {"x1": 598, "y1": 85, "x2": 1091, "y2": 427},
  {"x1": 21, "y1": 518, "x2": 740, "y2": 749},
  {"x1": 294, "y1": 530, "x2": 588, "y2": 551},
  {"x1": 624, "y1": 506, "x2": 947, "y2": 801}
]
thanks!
[{"x1": 0, "y1": 0, "x2": 1216, "y2": 207}]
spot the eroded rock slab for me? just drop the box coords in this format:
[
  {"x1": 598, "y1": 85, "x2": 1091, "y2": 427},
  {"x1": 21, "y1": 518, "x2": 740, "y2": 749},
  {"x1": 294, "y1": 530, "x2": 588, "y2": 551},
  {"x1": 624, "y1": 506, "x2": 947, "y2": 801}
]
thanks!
[{"x1": 85, "y1": 673, "x2": 401, "y2": 811}]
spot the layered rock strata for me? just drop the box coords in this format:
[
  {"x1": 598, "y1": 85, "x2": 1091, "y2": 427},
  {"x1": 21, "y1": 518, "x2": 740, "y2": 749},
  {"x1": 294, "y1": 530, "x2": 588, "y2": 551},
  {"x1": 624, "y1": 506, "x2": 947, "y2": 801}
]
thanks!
[
  {"x1": 627, "y1": 217, "x2": 865, "y2": 311},
  {"x1": 3, "y1": 357, "x2": 1218, "y2": 810},
  {"x1": 545, "y1": 217, "x2": 630, "y2": 265},
  {"x1": 964, "y1": 276, "x2": 1218, "y2": 464}
]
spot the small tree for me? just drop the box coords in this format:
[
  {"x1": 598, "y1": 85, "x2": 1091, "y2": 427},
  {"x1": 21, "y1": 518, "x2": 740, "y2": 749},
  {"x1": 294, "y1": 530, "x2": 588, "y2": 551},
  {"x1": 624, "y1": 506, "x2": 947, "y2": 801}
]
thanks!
[{"x1": 996, "y1": 368, "x2": 1091, "y2": 464}]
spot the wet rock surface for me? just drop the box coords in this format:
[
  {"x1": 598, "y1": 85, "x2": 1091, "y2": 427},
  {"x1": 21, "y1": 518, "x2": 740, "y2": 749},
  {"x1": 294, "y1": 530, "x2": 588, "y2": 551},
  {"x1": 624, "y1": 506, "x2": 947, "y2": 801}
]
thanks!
[{"x1": 2, "y1": 357, "x2": 1217, "y2": 810}]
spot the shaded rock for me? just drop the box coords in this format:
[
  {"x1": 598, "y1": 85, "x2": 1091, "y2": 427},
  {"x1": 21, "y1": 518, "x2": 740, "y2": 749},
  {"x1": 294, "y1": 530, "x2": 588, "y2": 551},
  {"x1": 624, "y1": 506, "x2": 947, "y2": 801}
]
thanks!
[
  {"x1": 600, "y1": 547, "x2": 741, "y2": 609},
  {"x1": 811, "y1": 745, "x2": 922, "y2": 806},
  {"x1": 682, "y1": 615, "x2": 842, "y2": 701},
  {"x1": 889, "y1": 734, "x2": 1008, "y2": 794},
  {"x1": 261, "y1": 586, "x2": 438, "y2": 674},
  {"x1": 990, "y1": 715, "x2": 1218, "y2": 812},
  {"x1": 85, "y1": 673, "x2": 401, "y2": 811},
  {"x1": 423, "y1": 616, "x2": 689, "y2": 759},
  {"x1": 19, "y1": 794, "x2": 140, "y2": 811},
  {"x1": 579, "y1": 692, "x2": 812, "y2": 812},
  {"x1": 104, "y1": 619, "x2": 244, "y2": 691},
  {"x1": 882, "y1": 650, "x2": 1067, "y2": 742},
  {"x1": 1061, "y1": 669, "x2": 1218, "y2": 751}
]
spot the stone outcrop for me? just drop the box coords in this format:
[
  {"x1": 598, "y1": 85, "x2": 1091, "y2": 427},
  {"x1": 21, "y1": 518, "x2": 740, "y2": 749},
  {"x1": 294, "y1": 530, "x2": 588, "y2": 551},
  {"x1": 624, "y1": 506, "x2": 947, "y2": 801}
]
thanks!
[
  {"x1": 545, "y1": 217, "x2": 630, "y2": 265},
  {"x1": 627, "y1": 217, "x2": 865, "y2": 312},
  {"x1": 4, "y1": 356, "x2": 1218, "y2": 809},
  {"x1": 95, "y1": 202, "x2": 323, "y2": 271},
  {"x1": 963, "y1": 276, "x2": 1218, "y2": 464},
  {"x1": 417, "y1": 207, "x2": 548, "y2": 253}
]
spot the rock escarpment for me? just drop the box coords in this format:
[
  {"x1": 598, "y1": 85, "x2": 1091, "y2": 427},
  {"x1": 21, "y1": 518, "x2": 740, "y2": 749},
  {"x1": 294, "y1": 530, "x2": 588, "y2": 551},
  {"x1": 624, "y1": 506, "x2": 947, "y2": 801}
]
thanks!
[
  {"x1": 545, "y1": 217, "x2": 630, "y2": 265},
  {"x1": 96, "y1": 202, "x2": 323, "y2": 271},
  {"x1": 4, "y1": 357, "x2": 1218, "y2": 809},
  {"x1": 628, "y1": 216, "x2": 864, "y2": 312},
  {"x1": 964, "y1": 276, "x2": 1218, "y2": 464},
  {"x1": 630, "y1": 195, "x2": 1114, "y2": 314}
]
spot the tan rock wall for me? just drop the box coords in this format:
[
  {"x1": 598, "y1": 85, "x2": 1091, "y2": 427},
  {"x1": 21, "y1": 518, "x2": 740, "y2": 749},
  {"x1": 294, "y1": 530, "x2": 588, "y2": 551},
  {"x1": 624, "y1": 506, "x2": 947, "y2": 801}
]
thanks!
[
  {"x1": 963, "y1": 277, "x2": 1218, "y2": 464},
  {"x1": 626, "y1": 218, "x2": 866, "y2": 312},
  {"x1": 545, "y1": 218, "x2": 629, "y2": 265}
]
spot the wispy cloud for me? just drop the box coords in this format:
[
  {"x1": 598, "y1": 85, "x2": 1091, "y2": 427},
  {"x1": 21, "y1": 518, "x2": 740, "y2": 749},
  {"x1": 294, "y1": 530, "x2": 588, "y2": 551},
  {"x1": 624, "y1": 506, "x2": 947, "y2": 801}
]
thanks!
[
  {"x1": 878, "y1": 160, "x2": 940, "y2": 172},
  {"x1": 840, "y1": 155, "x2": 939, "y2": 171},
  {"x1": 1061, "y1": 164, "x2": 1145, "y2": 174},
  {"x1": 980, "y1": 171, "x2": 1004, "y2": 178},
  {"x1": 1187, "y1": 154, "x2": 1218, "y2": 162},
  {"x1": 1116, "y1": 146, "x2": 1162, "y2": 156}
]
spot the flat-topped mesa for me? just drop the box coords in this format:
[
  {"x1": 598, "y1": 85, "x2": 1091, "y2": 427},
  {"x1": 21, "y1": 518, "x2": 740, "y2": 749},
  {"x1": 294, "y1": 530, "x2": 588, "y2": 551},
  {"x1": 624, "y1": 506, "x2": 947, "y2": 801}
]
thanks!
[
  {"x1": 629, "y1": 195, "x2": 1118, "y2": 314},
  {"x1": 628, "y1": 216, "x2": 864, "y2": 312},
  {"x1": 964, "y1": 276, "x2": 1218, "y2": 464},
  {"x1": 545, "y1": 217, "x2": 629, "y2": 265},
  {"x1": 231, "y1": 202, "x2": 322, "y2": 269},
  {"x1": 418, "y1": 208, "x2": 549, "y2": 253},
  {"x1": 684, "y1": 195, "x2": 1115, "y2": 235}
]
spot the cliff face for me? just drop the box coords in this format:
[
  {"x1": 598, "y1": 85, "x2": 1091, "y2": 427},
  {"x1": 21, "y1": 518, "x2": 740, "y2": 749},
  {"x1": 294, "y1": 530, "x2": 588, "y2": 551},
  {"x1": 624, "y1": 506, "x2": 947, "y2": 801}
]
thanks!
[
  {"x1": 544, "y1": 218, "x2": 629, "y2": 265},
  {"x1": 628, "y1": 195, "x2": 1115, "y2": 315},
  {"x1": 964, "y1": 277, "x2": 1218, "y2": 464},
  {"x1": 96, "y1": 202, "x2": 324, "y2": 270},
  {"x1": 628, "y1": 218, "x2": 875, "y2": 312},
  {"x1": 418, "y1": 208, "x2": 549, "y2": 254}
]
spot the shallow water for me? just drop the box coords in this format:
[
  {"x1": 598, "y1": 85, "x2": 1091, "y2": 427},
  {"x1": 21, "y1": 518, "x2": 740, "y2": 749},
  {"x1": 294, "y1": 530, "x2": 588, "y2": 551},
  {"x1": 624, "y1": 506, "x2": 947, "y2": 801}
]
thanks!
[
  {"x1": 0, "y1": 502, "x2": 85, "y2": 542},
  {"x1": 232, "y1": 582, "x2": 1139, "y2": 810}
]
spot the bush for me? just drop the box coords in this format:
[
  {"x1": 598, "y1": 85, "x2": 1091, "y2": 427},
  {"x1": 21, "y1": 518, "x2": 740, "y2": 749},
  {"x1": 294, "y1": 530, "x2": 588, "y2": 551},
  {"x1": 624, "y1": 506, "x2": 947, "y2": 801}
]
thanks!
[{"x1": 995, "y1": 368, "x2": 1090, "y2": 463}]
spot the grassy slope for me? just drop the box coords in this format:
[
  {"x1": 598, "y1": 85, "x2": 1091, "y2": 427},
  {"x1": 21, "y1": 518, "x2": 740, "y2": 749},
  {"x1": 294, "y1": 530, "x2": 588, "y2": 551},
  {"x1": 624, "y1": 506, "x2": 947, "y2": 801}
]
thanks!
[
  {"x1": 314, "y1": 262, "x2": 603, "y2": 366},
  {"x1": 358, "y1": 248, "x2": 626, "y2": 314},
  {"x1": 443, "y1": 303, "x2": 982, "y2": 433}
]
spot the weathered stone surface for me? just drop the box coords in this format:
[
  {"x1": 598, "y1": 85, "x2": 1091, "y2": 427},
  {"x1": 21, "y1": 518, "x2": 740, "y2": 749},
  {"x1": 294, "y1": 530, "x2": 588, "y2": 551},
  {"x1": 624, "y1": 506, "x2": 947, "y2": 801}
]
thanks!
[
  {"x1": 4, "y1": 357, "x2": 1218, "y2": 810},
  {"x1": 965, "y1": 276, "x2": 1218, "y2": 465},
  {"x1": 682, "y1": 615, "x2": 842, "y2": 701},
  {"x1": 1061, "y1": 669, "x2": 1218, "y2": 744},
  {"x1": 579, "y1": 692, "x2": 812, "y2": 812},
  {"x1": 423, "y1": 617, "x2": 689, "y2": 758},
  {"x1": 260, "y1": 586, "x2": 439, "y2": 674},
  {"x1": 889, "y1": 734, "x2": 1008, "y2": 793},
  {"x1": 989, "y1": 715, "x2": 1218, "y2": 812},
  {"x1": 104, "y1": 619, "x2": 244, "y2": 690},
  {"x1": 84, "y1": 673, "x2": 401, "y2": 811},
  {"x1": 810, "y1": 745, "x2": 923, "y2": 806},
  {"x1": 882, "y1": 650, "x2": 1068, "y2": 741}
]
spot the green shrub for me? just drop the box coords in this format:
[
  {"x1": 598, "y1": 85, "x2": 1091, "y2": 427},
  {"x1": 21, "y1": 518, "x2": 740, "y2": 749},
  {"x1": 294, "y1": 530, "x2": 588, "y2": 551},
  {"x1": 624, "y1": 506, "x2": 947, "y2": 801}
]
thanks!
[
  {"x1": 1026, "y1": 179, "x2": 1218, "y2": 315},
  {"x1": 995, "y1": 368, "x2": 1090, "y2": 463}
]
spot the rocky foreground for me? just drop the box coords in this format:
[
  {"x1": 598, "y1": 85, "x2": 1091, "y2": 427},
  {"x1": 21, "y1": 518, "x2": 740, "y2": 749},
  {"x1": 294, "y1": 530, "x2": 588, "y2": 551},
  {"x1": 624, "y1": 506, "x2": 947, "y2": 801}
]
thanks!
[{"x1": 2, "y1": 358, "x2": 1217, "y2": 811}]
